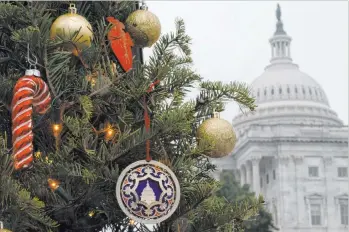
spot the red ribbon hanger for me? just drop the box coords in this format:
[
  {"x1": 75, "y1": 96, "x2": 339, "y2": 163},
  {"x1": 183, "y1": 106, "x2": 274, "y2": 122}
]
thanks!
[{"x1": 144, "y1": 79, "x2": 160, "y2": 161}]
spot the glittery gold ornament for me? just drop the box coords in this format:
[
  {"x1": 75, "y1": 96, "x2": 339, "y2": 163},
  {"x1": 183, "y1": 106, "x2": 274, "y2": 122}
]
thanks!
[
  {"x1": 196, "y1": 113, "x2": 237, "y2": 158},
  {"x1": 125, "y1": 6, "x2": 161, "y2": 47},
  {"x1": 50, "y1": 4, "x2": 93, "y2": 56}
]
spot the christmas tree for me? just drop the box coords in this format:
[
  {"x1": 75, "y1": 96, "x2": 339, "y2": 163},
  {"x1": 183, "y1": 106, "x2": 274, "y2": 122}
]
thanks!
[
  {"x1": 0, "y1": 1, "x2": 263, "y2": 232},
  {"x1": 217, "y1": 170, "x2": 278, "y2": 232}
]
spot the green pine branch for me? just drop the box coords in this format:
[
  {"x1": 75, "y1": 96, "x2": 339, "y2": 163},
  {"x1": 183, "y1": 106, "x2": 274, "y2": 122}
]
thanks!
[{"x1": 0, "y1": 2, "x2": 259, "y2": 231}]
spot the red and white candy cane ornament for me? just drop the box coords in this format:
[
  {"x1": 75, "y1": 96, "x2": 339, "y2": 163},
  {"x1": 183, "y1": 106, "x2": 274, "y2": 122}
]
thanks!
[{"x1": 11, "y1": 69, "x2": 51, "y2": 170}]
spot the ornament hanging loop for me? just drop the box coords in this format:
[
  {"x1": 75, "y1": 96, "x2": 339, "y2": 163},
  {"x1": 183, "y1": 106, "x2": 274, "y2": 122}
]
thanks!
[
  {"x1": 140, "y1": 0, "x2": 148, "y2": 10},
  {"x1": 68, "y1": 3, "x2": 77, "y2": 14},
  {"x1": 212, "y1": 111, "x2": 220, "y2": 118},
  {"x1": 25, "y1": 43, "x2": 40, "y2": 77}
]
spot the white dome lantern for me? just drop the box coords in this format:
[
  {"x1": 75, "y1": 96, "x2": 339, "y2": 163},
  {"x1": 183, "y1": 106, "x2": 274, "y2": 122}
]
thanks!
[{"x1": 233, "y1": 4, "x2": 342, "y2": 128}]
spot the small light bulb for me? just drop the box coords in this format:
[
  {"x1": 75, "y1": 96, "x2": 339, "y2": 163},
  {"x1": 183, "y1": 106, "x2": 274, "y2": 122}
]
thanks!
[
  {"x1": 53, "y1": 124, "x2": 60, "y2": 131},
  {"x1": 48, "y1": 178, "x2": 60, "y2": 191},
  {"x1": 129, "y1": 219, "x2": 135, "y2": 225},
  {"x1": 88, "y1": 210, "x2": 95, "y2": 217},
  {"x1": 34, "y1": 151, "x2": 42, "y2": 158},
  {"x1": 105, "y1": 127, "x2": 116, "y2": 141},
  {"x1": 52, "y1": 123, "x2": 63, "y2": 137}
]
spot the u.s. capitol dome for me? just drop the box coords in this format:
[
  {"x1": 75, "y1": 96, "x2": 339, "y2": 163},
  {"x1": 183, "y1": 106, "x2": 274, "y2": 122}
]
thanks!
[{"x1": 232, "y1": 11, "x2": 342, "y2": 129}]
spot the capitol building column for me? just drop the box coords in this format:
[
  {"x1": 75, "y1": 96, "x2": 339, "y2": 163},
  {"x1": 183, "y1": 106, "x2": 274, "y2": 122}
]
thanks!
[
  {"x1": 251, "y1": 156, "x2": 261, "y2": 196},
  {"x1": 276, "y1": 155, "x2": 290, "y2": 226},
  {"x1": 240, "y1": 165, "x2": 246, "y2": 186},
  {"x1": 323, "y1": 156, "x2": 333, "y2": 227},
  {"x1": 292, "y1": 155, "x2": 303, "y2": 226},
  {"x1": 246, "y1": 162, "x2": 252, "y2": 186}
]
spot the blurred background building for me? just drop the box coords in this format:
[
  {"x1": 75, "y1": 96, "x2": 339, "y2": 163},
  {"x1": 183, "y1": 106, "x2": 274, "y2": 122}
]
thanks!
[{"x1": 213, "y1": 5, "x2": 348, "y2": 232}]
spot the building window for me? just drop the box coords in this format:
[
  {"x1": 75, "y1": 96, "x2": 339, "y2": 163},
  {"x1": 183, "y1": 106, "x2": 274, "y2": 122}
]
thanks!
[
  {"x1": 340, "y1": 199, "x2": 348, "y2": 225},
  {"x1": 310, "y1": 204, "x2": 321, "y2": 225},
  {"x1": 295, "y1": 87, "x2": 298, "y2": 93},
  {"x1": 309, "y1": 87, "x2": 312, "y2": 95},
  {"x1": 302, "y1": 87, "x2": 306, "y2": 94},
  {"x1": 264, "y1": 89, "x2": 267, "y2": 96},
  {"x1": 279, "y1": 87, "x2": 282, "y2": 94},
  {"x1": 273, "y1": 170, "x2": 276, "y2": 180},
  {"x1": 306, "y1": 194, "x2": 324, "y2": 227},
  {"x1": 338, "y1": 167, "x2": 348, "y2": 177},
  {"x1": 266, "y1": 174, "x2": 269, "y2": 184},
  {"x1": 308, "y1": 166, "x2": 319, "y2": 177},
  {"x1": 271, "y1": 88, "x2": 274, "y2": 95},
  {"x1": 257, "y1": 90, "x2": 260, "y2": 97},
  {"x1": 260, "y1": 177, "x2": 263, "y2": 188},
  {"x1": 315, "y1": 89, "x2": 318, "y2": 96},
  {"x1": 287, "y1": 87, "x2": 290, "y2": 94}
]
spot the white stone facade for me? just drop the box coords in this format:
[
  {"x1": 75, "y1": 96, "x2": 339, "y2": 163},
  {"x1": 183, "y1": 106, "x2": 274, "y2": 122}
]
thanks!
[
  {"x1": 225, "y1": 125, "x2": 348, "y2": 232},
  {"x1": 212, "y1": 5, "x2": 348, "y2": 232}
]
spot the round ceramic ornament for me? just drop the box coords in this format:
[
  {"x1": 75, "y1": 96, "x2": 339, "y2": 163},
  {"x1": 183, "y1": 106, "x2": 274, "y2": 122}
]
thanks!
[{"x1": 116, "y1": 160, "x2": 180, "y2": 224}]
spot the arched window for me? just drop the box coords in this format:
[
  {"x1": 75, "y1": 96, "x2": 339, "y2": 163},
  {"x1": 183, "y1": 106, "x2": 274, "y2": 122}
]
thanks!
[
  {"x1": 305, "y1": 194, "x2": 324, "y2": 226},
  {"x1": 264, "y1": 89, "x2": 267, "y2": 96},
  {"x1": 302, "y1": 87, "x2": 306, "y2": 94},
  {"x1": 309, "y1": 87, "x2": 312, "y2": 95},
  {"x1": 271, "y1": 88, "x2": 274, "y2": 95},
  {"x1": 295, "y1": 87, "x2": 298, "y2": 93},
  {"x1": 287, "y1": 87, "x2": 290, "y2": 94},
  {"x1": 335, "y1": 194, "x2": 349, "y2": 226},
  {"x1": 279, "y1": 87, "x2": 282, "y2": 94}
]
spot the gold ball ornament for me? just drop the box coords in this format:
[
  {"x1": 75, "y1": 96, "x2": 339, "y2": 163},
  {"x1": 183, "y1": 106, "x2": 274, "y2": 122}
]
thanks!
[
  {"x1": 50, "y1": 4, "x2": 93, "y2": 56},
  {"x1": 196, "y1": 113, "x2": 237, "y2": 158},
  {"x1": 125, "y1": 7, "x2": 161, "y2": 47}
]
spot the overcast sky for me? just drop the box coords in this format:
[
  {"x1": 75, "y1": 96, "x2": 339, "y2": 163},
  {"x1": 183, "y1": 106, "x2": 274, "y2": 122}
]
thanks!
[{"x1": 143, "y1": 1, "x2": 348, "y2": 125}]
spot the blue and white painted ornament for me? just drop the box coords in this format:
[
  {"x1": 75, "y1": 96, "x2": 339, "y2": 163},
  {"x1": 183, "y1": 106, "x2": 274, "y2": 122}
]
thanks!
[{"x1": 116, "y1": 160, "x2": 180, "y2": 224}]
